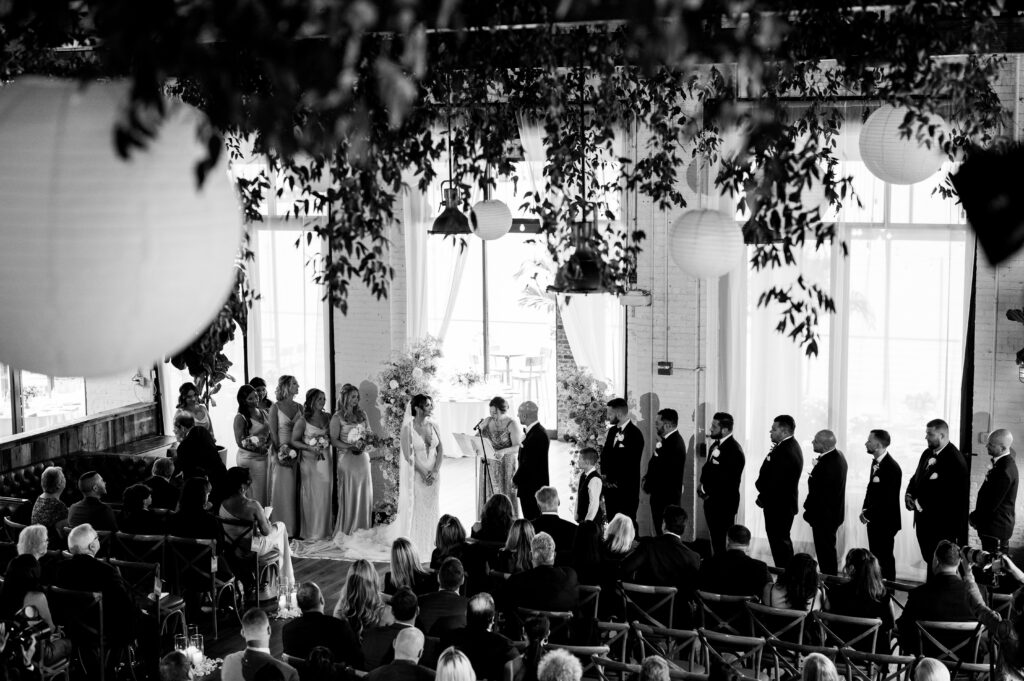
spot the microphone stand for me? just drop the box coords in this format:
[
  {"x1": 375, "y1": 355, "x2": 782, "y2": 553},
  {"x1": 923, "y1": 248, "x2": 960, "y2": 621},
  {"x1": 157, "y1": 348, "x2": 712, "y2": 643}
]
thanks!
[{"x1": 476, "y1": 422, "x2": 495, "y2": 512}]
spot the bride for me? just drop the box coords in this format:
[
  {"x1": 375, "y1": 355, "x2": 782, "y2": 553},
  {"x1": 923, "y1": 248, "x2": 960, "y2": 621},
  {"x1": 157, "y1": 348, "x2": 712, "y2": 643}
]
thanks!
[{"x1": 399, "y1": 393, "x2": 444, "y2": 558}]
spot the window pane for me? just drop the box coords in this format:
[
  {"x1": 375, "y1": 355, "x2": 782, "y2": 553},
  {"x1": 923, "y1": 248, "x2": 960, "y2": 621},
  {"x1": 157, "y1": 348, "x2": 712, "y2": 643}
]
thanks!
[
  {"x1": 427, "y1": 236, "x2": 485, "y2": 375},
  {"x1": 20, "y1": 373, "x2": 85, "y2": 434},
  {"x1": 837, "y1": 161, "x2": 885, "y2": 223},
  {"x1": 0, "y1": 366, "x2": 11, "y2": 436}
]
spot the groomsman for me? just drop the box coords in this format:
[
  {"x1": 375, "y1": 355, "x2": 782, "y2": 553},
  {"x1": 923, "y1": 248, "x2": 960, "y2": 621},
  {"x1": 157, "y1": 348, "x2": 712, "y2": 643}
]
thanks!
[
  {"x1": 513, "y1": 401, "x2": 549, "y2": 520},
  {"x1": 642, "y1": 409, "x2": 686, "y2": 535},
  {"x1": 755, "y1": 415, "x2": 803, "y2": 567},
  {"x1": 905, "y1": 418, "x2": 968, "y2": 569},
  {"x1": 969, "y1": 429, "x2": 1019, "y2": 553},
  {"x1": 802, "y1": 430, "x2": 848, "y2": 576},
  {"x1": 601, "y1": 398, "x2": 644, "y2": 525},
  {"x1": 699, "y1": 412, "x2": 745, "y2": 555},
  {"x1": 860, "y1": 429, "x2": 902, "y2": 581}
]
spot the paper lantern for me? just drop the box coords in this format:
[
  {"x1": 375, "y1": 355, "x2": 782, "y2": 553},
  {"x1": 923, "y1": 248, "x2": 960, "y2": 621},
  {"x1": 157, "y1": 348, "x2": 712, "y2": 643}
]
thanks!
[
  {"x1": 858, "y1": 105, "x2": 946, "y2": 185},
  {"x1": 685, "y1": 159, "x2": 710, "y2": 195},
  {"x1": 0, "y1": 78, "x2": 243, "y2": 377},
  {"x1": 668, "y1": 209, "x2": 744, "y2": 279},
  {"x1": 470, "y1": 199, "x2": 512, "y2": 240}
]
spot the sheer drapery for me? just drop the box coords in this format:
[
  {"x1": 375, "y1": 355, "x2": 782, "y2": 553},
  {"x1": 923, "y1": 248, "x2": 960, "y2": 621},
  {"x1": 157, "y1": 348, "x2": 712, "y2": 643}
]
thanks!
[
  {"x1": 558, "y1": 294, "x2": 625, "y2": 393},
  {"x1": 403, "y1": 173, "x2": 431, "y2": 341}
]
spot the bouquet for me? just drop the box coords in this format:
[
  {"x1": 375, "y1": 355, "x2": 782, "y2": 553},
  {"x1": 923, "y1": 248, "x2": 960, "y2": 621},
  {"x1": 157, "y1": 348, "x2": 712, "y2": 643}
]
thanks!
[
  {"x1": 276, "y1": 444, "x2": 298, "y2": 467},
  {"x1": 346, "y1": 423, "x2": 368, "y2": 448},
  {"x1": 306, "y1": 434, "x2": 330, "y2": 461},
  {"x1": 242, "y1": 435, "x2": 268, "y2": 453}
]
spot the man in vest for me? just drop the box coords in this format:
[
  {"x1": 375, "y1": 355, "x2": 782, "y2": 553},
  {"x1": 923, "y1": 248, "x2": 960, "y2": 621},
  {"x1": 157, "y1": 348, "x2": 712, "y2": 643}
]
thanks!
[{"x1": 575, "y1": 447, "x2": 605, "y2": 528}]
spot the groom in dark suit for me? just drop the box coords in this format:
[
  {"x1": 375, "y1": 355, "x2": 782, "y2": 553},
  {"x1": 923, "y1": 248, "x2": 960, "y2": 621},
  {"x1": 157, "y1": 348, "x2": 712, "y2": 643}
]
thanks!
[
  {"x1": 602, "y1": 397, "x2": 644, "y2": 525},
  {"x1": 513, "y1": 401, "x2": 549, "y2": 521},
  {"x1": 700, "y1": 412, "x2": 745, "y2": 556},
  {"x1": 642, "y1": 408, "x2": 686, "y2": 536},
  {"x1": 860, "y1": 429, "x2": 902, "y2": 580}
]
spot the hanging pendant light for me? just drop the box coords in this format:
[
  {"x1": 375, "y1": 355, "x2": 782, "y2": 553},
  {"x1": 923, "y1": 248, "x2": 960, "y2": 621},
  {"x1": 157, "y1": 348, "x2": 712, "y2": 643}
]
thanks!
[{"x1": 429, "y1": 81, "x2": 470, "y2": 235}]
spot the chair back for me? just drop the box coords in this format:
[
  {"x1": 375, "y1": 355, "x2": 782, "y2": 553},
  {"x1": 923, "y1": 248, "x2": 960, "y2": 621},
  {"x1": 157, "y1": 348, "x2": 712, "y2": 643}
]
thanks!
[
  {"x1": 915, "y1": 620, "x2": 985, "y2": 666},
  {"x1": 3, "y1": 516, "x2": 27, "y2": 542},
  {"x1": 108, "y1": 558, "x2": 160, "y2": 598},
  {"x1": 630, "y1": 622, "x2": 700, "y2": 672},
  {"x1": 696, "y1": 590, "x2": 753, "y2": 635},
  {"x1": 593, "y1": 655, "x2": 639, "y2": 681},
  {"x1": 0, "y1": 496, "x2": 28, "y2": 519},
  {"x1": 813, "y1": 611, "x2": 881, "y2": 653},
  {"x1": 991, "y1": 592, "x2": 1014, "y2": 620},
  {"x1": 165, "y1": 535, "x2": 218, "y2": 593},
  {"x1": 596, "y1": 622, "x2": 630, "y2": 663},
  {"x1": 578, "y1": 584, "x2": 601, "y2": 621},
  {"x1": 883, "y1": 580, "x2": 913, "y2": 618},
  {"x1": 767, "y1": 640, "x2": 840, "y2": 680},
  {"x1": 621, "y1": 582, "x2": 677, "y2": 628},
  {"x1": 745, "y1": 601, "x2": 808, "y2": 643},
  {"x1": 697, "y1": 628, "x2": 765, "y2": 677},
  {"x1": 0, "y1": 540, "x2": 17, "y2": 572},
  {"x1": 46, "y1": 585, "x2": 104, "y2": 643},
  {"x1": 114, "y1": 531, "x2": 166, "y2": 565},
  {"x1": 517, "y1": 607, "x2": 573, "y2": 642},
  {"x1": 839, "y1": 648, "x2": 916, "y2": 681},
  {"x1": 543, "y1": 643, "x2": 609, "y2": 677}
]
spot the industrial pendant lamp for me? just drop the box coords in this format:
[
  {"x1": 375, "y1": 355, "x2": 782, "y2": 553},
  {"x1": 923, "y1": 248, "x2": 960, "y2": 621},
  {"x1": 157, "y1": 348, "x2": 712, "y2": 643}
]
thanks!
[{"x1": 430, "y1": 85, "x2": 470, "y2": 235}]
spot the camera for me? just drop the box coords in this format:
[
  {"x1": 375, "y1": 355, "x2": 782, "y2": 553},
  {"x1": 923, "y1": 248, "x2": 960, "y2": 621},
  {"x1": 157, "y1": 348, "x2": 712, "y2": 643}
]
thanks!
[
  {"x1": 2, "y1": 617, "x2": 48, "y2": 650},
  {"x1": 962, "y1": 546, "x2": 1006, "y2": 588}
]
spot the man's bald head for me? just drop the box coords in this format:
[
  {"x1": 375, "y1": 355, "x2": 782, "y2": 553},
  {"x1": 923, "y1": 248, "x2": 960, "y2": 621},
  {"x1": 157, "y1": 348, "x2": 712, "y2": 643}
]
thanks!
[
  {"x1": 68, "y1": 523, "x2": 99, "y2": 555},
  {"x1": 518, "y1": 401, "x2": 539, "y2": 423},
  {"x1": 812, "y1": 430, "x2": 837, "y2": 454},
  {"x1": 393, "y1": 627, "x2": 424, "y2": 662},
  {"x1": 987, "y1": 429, "x2": 1014, "y2": 457}
]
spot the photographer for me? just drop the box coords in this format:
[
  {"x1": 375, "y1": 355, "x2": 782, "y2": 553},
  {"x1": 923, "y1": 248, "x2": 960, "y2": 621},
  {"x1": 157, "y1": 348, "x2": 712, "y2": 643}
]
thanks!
[
  {"x1": 960, "y1": 550, "x2": 1024, "y2": 680},
  {"x1": 0, "y1": 621, "x2": 39, "y2": 681}
]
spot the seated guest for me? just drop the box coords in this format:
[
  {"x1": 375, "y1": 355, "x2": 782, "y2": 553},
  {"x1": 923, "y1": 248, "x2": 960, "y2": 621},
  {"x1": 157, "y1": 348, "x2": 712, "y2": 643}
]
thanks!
[
  {"x1": 384, "y1": 537, "x2": 438, "y2": 596},
  {"x1": 530, "y1": 487, "x2": 577, "y2": 559},
  {"x1": 362, "y1": 587, "x2": 419, "y2": 671},
  {"x1": 763, "y1": 553, "x2": 825, "y2": 611},
  {"x1": 915, "y1": 658, "x2": 951, "y2": 681},
  {"x1": 431, "y1": 515, "x2": 468, "y2": 569},
  {"x1": 282, "y1": 582, "x2": 363, "y2": 667},
  {"x1": 159, "y1": 651, "x2": 191, "y2": 681},
  {"x1": 0, "y1": 533, "x2": 52, "y2": 622},
  {"x1": 641, "y1": 656, "x2": 671, "y2": 681},
  {"x1": 436, "y1": 647, "x2": 476, "y2": 681},
  {"x1": 119, "y1": 483, "x2": 165, "y2": 535},
  {"x1": 472, "y1": 494, "x2": 515, "y2": 544},
  {"x1": 417, "y1": 557, "x2": 468, "y2": 636},
  {"x1": 522, "y1": 616, "x2": 550, "y2": 681},
  {"x1": 825, "y1": 548, "x2": 895, "y2": 650},
  {"x1": 570, "y1": 520, "x2": 603, "y2": 586},
  {"x1": 55, "y1": 523, "x2": 137, "y2": 645},
  {"x1": 303, "y1": 647, "x2": 346, "y2": 681},
  {"x1": 443, "y1": 592, "x2": 520, "y2": 681},
  {"x1": 494, "y1": 519, "x2": 534, "y2": 575},
  {"x1": 67, "y1": 471, "x2": 118, "y2": 532},
  {"x1": 30, "y1": 466, "x2": 68, "y2": 543},
  {"x1": 145, "y1": 458, "x2": 179, "y2": 511},
  {"x1": 698, "y1": 525, "x2": 772, "y2": 597},
  {"x1": 898, "y1": 541, "x2": 982, "y2": 654},
  {"x1": 603, "y1": 513, "x2": 636, "y2": 560},
  {"x1": 367, "y1": 628, "x2": 435, "y2": 681},
  {"x1": 802, "y1": 653, "x2": 838, "y2": 681},
  {"x1": 221, "y1": 607, "x2": 299, "y2": 681},
  {"x1": 505, "y1": 532, "x2": 579, "y2": 614},
  {"x1": 219, "y1": 466, "x2": 294, "y2": 591},
  {"x1": 173, "y1": 410, "x2": 227, "y2": 505},
  {"x1": 537, "y1": 649, "x2": 582, "y2": 681},
  {"x1": 166, "y1": 477, "x2": 220, "y2": 540},
  {"x1": 16, "y1": 523, "x2": 60, "y2": 583},
  {"x1": 620, "y1": 505, "x2": 700, "y2": 627},
  {"x1": 333, "y1": 559, "x2": 391, "y2": 638}
]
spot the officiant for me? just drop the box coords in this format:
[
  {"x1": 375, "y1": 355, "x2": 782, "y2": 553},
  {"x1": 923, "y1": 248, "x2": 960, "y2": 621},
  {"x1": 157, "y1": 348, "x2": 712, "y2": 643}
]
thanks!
[{"x1": 475, "y1": 396, "x2": 523, "y2": 516}]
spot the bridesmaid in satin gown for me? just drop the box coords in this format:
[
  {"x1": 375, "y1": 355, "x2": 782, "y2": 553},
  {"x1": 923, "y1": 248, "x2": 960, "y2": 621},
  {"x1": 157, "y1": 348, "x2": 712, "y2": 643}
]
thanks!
[
  {"x1": 268, "y1": 375, "x2": 300, "y2": 537},
  {"x1": 233, "y1": 385, "x2": 271, "y2": 506},
  {"x1": 330, "y1": 383, "x2": 373, "y2": 535},
  {"x1": 291, "y1": 388, "x2": 334, "y2": 540}
]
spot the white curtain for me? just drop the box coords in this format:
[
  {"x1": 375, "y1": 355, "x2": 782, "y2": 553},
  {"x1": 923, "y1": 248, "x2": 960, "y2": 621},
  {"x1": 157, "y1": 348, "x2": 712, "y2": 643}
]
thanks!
[
  {"x1": 403, "y1": 173, "x2": 431, "y2": 341},
  {"x1": 558, "y1": 293, "x2": 625, "y2": 394},
  {"x1": 436, "y1": 250, "x2": 469, "y2": 343}
]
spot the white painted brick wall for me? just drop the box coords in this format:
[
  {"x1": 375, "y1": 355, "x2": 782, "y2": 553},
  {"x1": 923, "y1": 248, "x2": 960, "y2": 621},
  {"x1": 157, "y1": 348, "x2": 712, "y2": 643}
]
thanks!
[{"x1": 86, "y1": 372, "x2": 152, "y2": 413}]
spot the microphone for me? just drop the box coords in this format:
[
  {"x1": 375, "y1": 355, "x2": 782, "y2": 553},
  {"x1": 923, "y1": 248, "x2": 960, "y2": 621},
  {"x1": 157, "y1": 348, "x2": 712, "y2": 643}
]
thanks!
[{"x1": 473, "y1": 418, "x2": 486, "y2": 432}]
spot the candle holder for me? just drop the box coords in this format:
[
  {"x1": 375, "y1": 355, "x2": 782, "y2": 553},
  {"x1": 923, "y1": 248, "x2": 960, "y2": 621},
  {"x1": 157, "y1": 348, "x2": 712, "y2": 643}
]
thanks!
[
  {"x1": 188, "y1": 634, "x2": 204, "y2": 666},
  {"x1": 174, "y1": 634, "x2": 188, "y2": 653}
]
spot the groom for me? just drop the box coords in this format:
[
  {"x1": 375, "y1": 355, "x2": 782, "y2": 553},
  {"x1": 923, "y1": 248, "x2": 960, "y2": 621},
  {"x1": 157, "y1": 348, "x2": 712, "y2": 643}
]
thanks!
[{"x1": 513, "y1": 401, "x2": 549, "y2": 520}]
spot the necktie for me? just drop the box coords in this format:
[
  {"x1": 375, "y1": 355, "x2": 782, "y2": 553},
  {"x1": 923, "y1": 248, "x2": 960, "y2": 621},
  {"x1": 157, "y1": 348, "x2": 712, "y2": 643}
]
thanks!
[{"x1": 709, "y1": 441, "x2": 719, "y2": 454}]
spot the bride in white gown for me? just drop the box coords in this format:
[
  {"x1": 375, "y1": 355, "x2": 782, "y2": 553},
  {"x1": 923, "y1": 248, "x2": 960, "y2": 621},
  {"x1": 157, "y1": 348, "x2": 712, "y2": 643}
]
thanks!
[{"x1": 398, "y1": 394, "x2": 444, "y2": 558}]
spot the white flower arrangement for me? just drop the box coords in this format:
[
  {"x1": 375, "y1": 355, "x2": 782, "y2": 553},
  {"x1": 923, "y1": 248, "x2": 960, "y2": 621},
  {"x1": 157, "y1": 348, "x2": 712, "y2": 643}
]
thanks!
[
  {"x1": 277, "y1": 444, "x2": 298, "y2": 467},
  {"x1": 347, "y1": 423, "x2": 368, "y2": 444},
  {"x1": 242, "y1": 435, "x2": 266, "y2": 452},
  {"x1": 306, "y1": 434, "x2": 331, "y2": 461}
]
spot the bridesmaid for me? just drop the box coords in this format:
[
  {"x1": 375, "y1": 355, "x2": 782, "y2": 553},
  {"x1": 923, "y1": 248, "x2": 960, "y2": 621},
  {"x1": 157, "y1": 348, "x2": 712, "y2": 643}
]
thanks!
[
  {"x1": 233, "y1": 384, "x2": 271, "y2": 506},
  {"x1": 177, "y1": 382, "x2": 215, "y2": 441},
  {"x1": 291, "y1": 389, "x2": 333, "y2": 540},
  {"x1": 330, "y1": 383, "x2": 373, "y2": 535},
  {"x1": 250, "y1": 376, "x2": 274, "y2": 411},
  {"x1": 268, "y1": 375, "x2": 300, "y2": 537}
]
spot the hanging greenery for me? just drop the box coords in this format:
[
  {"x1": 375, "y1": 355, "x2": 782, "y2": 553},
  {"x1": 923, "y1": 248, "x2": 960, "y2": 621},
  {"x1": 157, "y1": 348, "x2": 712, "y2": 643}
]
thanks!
[{"x1": 0, "y1": 1, "x2": 1008, "y2": 353}]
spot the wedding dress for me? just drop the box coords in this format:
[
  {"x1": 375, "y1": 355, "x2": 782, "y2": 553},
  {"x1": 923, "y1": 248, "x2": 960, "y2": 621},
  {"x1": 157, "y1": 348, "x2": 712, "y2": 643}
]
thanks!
[{"x1": 402, "y1": 419, "x2": 441, "y2": 558}]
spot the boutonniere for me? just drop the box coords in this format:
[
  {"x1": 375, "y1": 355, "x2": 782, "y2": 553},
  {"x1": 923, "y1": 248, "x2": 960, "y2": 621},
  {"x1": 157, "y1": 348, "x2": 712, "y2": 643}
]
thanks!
[
  {"x1": 872, "y1": 475, "x2": 881, "y2": 483},
  {"x1": 929, "y1": 471, "x2": 938, "y2": 480},
  {"x1": 655, "y1": 441, "x2": 662, "y2": 450},
  {"x1": 614, "y1": 432, "x2": 625, "y2": 444},
  {"x1": 926, "y1": 457, "x2": 937, "y2": 468},
  {"x1": 812, "y1": 456, "x2": 821, "y2": 467},
  {"x1": 766, "y1": 455, "x2": 772, "y2": 462},
  {"x1": 710, "y1": 450, "x2": 719, "y2": 460},
  {"x1": 711, "y1": 458, "x2": 720, "y2": 465}
]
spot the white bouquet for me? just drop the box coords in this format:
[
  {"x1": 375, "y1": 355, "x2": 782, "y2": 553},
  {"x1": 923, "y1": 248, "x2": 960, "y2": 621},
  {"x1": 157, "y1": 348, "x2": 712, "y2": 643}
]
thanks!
[
  {"x1": 277, "y1": 444, "x2": 298, "y2": 467},
  {"x1": 242, "y1": 435, "x2": 266, "y2": 452},
  {"x1": 306, "y1": 434, "x2": 331, "y2": 461},
  {"x1": 347, "y1": 423, "x2": 368, "y2": 445}
]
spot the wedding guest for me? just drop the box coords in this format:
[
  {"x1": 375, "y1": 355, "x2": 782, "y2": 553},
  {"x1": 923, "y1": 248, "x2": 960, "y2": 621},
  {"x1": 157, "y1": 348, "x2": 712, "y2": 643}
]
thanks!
[
  {"x1": 384, "y1": 537, "x2": 437, "y2": 596},
  {"x1": 762, "y1": 553, "x2": 825, "y2": 612},
  {"x1": 268, "y1": 375, "x2": 300, "y2": 537},
  {"x1": 366, "y1": 628, "x2": 434, "y2": 681},
  {"x1": 477, "y1": 397, "x2": 523, "y2": 515},
  {"x1": 825, "y1": 548, "x2": 894, "y2": 650},
  {"x1": 513, "y1": 401, "x2": 549, "y2": 521},
  {"x1": 601, "y1": 397, "x2": 643, "y2": 525},
  {"x1": 173, "y1": 410, "x2": 226, "y2": 505},
  {"x1": 915, "y1": 659, "x2": 951, "y2": 681},
  {"x1": 30, "y1": 466, "x2": 67, "y2": 544},
  {"x1": 436, "y1": 647, "x2": 477, "y2": 681},
  {"x1": 431, "y1": 514, "x2": 468, "y2": 569},
  {"x1": 494, "y1": 519, "x2": 534, "y2": 575},
  {"x1": 329, "y1": 383, "x2": 373, "y2": 536},
  {"x1": 698, "y1": 524, "x2": 771, "y2": 598},
  {"x1": 641, "y1": 657, "x2": 671, "y2": 681},
  {"x1": 570, "y1": 520, "x2": 602, "y2": 586},
  {"x1": 332, "y1": 559, "x2": 391, "y2": 638},
  {"x1": 441, "y1": 592, "x2": 521, "y2": 681},
  {"x1": 292, "y1": 388, "x2": 334, "y2": 540},
  {"x1": 283, "y1": 582, "x2": 362, "y2": 667},
  {"x1": 531, "y1": 487, "x2": 577, "y2": 561},
  {"x1": 522, "y1": 616, "x2": 550, "y2": 681},
  {"x1": 802, "y1": 653, "x2": 838, "y2": 681},
  {"x1": 472, "y1": 493, "x2": 514, "y2": 544},
  {"x1": 416, "y1": 557, "x2": 468, "y2": 636},
  {"x1": 575, "y1": 448, "x2": 604, "y2": 526},
  {"x1": 0, "y1": 545, "x2": 71, "y2": 665},
  {"x1": 219, "y1": 466, "x2": 294, "y2": 593},
  {"x1": 233, "y1": 384, "x2": 272, "y2": 506},
  {"x1": 504, "y1": 532, "x2": 579, "y2": 616},
  {"x1": 160, "y1": 651, "x2": 191, "y2": 681},
  {"x1": 362, "y1": 587, "x2": 420, "y2": 670},
  {"x1": 119, "y1": 483, "x2": 164, "y2": 535},
  {"x1": 250, "y1": 376, "x2": 273, "y2": 411},
  {"x1": 176, "y1": 382, "x2": 214, "y2": 441},
  {"x1": 604, "y1": 513, "x2": 636, "y2": 558},
  {"x1": 166, "y1": 477, "x2": 220, "y2": 540},
  {"x1": 67, "y1": 471, "x2": 118, "y2": 532},
  {"x1": 221, "y1": 608, "x2": 299, "y2": 681},
  {"x1": 538, "y1": 649, "x2": 582, "y2": 681},
  {"x1": 304, "y1": 648, "x2": 344, "y2": 681},
  {"x1": 144, "y1": 458, "x2": 179, "y2": 511}
]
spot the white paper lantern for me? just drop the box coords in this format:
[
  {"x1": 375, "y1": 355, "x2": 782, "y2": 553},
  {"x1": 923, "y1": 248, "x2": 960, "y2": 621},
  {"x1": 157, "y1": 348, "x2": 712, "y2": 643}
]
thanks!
[
  {"x1": 669, "y1": 209, "x2": 744, "y2": 279},
  {"x1": 0, "y1": 78, "x2": 243, "y2": 377},
  {"x1": 858, "y1": 105, "x2": 946, "y2": 185},
  {"x1": 470, "y1": 199, "x2": 513, "y2": 240},
  {"x1": 685, "y1": 159, "x2": 709, "y2": 195}
]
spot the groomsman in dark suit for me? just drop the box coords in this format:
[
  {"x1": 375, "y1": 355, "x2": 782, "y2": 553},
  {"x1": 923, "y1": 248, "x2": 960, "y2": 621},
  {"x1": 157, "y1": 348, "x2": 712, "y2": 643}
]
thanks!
[
  {"x1": 755, "y1": 415, "x2": 803, "y2": 567},
  {"x1": 601, "y1": 397, "x2": 644, "y2": 526},
  {"x1": 860, "y1": 429, "x2": 902, "y2": 581},
  {"x1": 642, "y1": 409, "x2": 686, "y2": 536},
  {"x1": 513, "y1": 401, "x2": 549, "y2": 521},
  {"x1": 905, "y1": 418, "x2": 969, "y2": 569},
  {"x1": 802, "y1": 430, "x2": 848, "y2": 576},
  {"x1": 700, "y1": 412, "x2": 745, "y2": 555},
  {"x1": 969, "y1": 429, "x2": 1019, "y2": 553}
]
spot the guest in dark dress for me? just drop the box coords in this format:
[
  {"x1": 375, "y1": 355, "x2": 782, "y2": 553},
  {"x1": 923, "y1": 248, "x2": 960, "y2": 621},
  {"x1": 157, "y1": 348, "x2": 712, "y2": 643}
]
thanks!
[
  {"x1": 522, "y1": 615, "x2": 550, "y2": 681},
  {"x1": 165, "y1": 477, "x2": 221, "y2": 541},
  {"x1": 119, "y1": 483, "x2": 165, "y2": 535},
  {"x1": 472, "y1": 494, "x2": 514, "y2": 544},
  {"x1": 384, "y1": 537, "x2": 438, "y2": 596},
  {"x1": 493, "y1": 519, "x2": 535, "y2": 575},
  {"x1": 570, "y1": 521, "x2": 602, "y2": 586},
  {"x1": 430, "y1": 514, "x2": 467, "y2": 569},
  {"x1": 144, "y1": 458, "x2": 180, "y2": 511},
  {"x1": 825, "y1": 548, "x2": 895, "y2": 651},
  {"x1": 30, "y1": 467, "x2": 68, "y2": 546}
]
